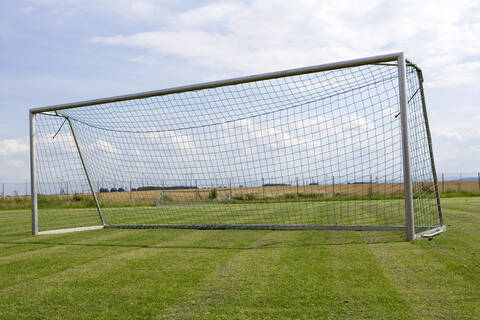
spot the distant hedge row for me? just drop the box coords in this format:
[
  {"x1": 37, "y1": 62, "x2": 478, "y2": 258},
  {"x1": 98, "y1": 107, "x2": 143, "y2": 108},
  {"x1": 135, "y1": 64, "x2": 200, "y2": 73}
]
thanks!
[{"x1": 99, "y1": 186, "x2": 197, "y2": 193}]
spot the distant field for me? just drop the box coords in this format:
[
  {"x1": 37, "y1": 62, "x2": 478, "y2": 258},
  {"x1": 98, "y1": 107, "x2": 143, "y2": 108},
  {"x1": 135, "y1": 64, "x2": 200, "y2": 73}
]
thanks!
[
  {"x1": 0, "y1": 180, "x2": 473, "y2": 232},
  {"x1": 2, "y1": 179, "x2": 479, "y2": 212},
  {"x1": 1, "y1": 179, "x2": 478, "y2": 213},
  {"x1": 0, "y1": 197, "x2": 478, "y2": 319}
]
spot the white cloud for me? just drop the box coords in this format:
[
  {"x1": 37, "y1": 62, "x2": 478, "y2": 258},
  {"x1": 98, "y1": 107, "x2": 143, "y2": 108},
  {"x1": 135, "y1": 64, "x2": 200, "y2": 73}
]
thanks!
[
  {"x1": 168, "y1": 132, "x2": 194, "y2": 150},
  {"x1": 143, "y1": 131, "x2": 195, "y2": 150},
  {"x1": 425, "y1": 61, "x2": 480, "y2": 88},
  {"x1": 19, "y1": 6, "x2": 37, "y2": 14},
  {"x1": 435, "y1": 130, "x2": 465, "y2": 142},
  {"x1": 3, "y1": 0, "x2": 479, "y2": 181},
  {"x1": 27, "y1": 0, "x2": 179, "y2": 24},
  {"x1": 97, "y1": 139, "x2": 121, "y2": 154},
  {"x1": 128, "y1": 55, "x2": 161, "y2": 65},
  {"x1": 7, "y1": 160, "x2": 25, "y2": 168},
  {"x1": 104, "y1": 0, "x2": 178, "y2": 21},
  {"x1": 36, "y1": 132, "x2": 78, "y2": 154},
  {"x1": 0, "y1": 138, "x2": 29, "y2": 156},
  {"x1": 431, "y1": 112, "x2": 480, "y2": 143},
  {"x1": 351, "y1": 116, "x2": 374, "y2": 131},
  {"x1": 430, "y1": 113, "x2": 480, "y2": 171},
  {"x1": 0, "y1": 138, "x2": 30, "y2": 181},
  {"x1": 178, "y1": 2, "x2": 246, "y2": 27},
  {"x1": 90, "y1": 0, "x2": 480, "y2": 89}
]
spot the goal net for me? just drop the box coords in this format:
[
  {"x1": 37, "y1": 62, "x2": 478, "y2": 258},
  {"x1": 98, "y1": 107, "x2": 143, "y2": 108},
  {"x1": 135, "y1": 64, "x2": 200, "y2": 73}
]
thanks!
[{"x1": 30, "y1": 53, "x2": 445, "y2": 240}]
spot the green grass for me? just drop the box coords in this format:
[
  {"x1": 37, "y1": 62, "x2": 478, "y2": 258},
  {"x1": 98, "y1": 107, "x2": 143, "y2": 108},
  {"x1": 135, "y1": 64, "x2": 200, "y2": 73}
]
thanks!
[
  {"x1": 0, "y1": 198, "x2": 478, "y2": 319},
  {"x1": 4, "y1": 189, "x2": 479, "y2": 212},
  {"x1": 440, "y1": 188, "x2": 480, "y2": 198},
  {"x1": 34, "y1": 199, "x2": 409, "y2": 231}
]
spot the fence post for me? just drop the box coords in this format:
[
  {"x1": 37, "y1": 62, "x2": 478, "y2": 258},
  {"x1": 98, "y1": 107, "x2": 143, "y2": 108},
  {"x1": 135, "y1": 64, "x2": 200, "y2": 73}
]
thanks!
[
  {"x1": 442, "y1": 173, "x2": 444, "y2": 193},
  {"x1": 385, "y1": 176, "x2": 387, "y2": 195},
  {"x1": 229, "y1": 178, "x2": 232, "y2": 201},
  {"x1": 195, "y1": 179, "x2": 198, "y2": 201},
  {"x1": 129, "y1": 181, "x2": 132, "y2": 202},
  {"x1": 296, "y1": 177, "x2": 299, "y2": 195},
  {"x1": 332, "y1": 176, "x2": 335, "y2": 197},
  {"x1": 369, "y1": 174, "x2": 373, "y2": 196},
  {"x1": 262, "y1": 178, "x2": 265, "y2": 200}
]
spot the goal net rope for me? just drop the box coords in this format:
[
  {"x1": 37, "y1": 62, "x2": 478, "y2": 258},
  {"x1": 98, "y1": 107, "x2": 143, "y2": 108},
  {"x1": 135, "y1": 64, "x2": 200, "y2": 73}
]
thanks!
[{"x1": 33, "y1": 57, "x2": 443, "y2": 235}]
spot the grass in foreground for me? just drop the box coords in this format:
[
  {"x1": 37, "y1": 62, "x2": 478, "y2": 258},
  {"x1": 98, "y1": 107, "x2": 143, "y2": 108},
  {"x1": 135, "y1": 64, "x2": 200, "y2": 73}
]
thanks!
[{"x1": 0, "y1": 198, "x2": 478, "y2": 319}]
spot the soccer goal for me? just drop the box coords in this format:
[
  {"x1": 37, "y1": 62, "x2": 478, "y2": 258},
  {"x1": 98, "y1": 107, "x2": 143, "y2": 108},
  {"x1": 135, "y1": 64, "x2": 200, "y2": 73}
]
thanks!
[{"x1": 29, "y1": 52, "x2": 445, "y2": 240}]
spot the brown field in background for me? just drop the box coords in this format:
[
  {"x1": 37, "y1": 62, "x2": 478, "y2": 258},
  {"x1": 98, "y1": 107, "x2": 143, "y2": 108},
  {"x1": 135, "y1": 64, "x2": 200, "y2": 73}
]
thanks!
[
  {"x1": 96, "y1": 179, "x2": 479, "y2": 204},
  {"x1": 438, "y1": 180, "x2": 479, "y2": 193},
  {"x1": 1, "y1": 180, "x2": 478, "y2": 209},
  {"x1": 96, "y1": 182, "x2": 403, "y2": 204},
  {"x1": 97, "y1": 182, "x2": 413, "y2": 204}
]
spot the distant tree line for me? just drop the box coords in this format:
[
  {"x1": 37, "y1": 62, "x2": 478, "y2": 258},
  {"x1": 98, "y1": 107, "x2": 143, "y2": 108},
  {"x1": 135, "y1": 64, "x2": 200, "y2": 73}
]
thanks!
[
  {"x1": 99, "y1": 185, "x2": 197, "y2": 193},
  {"x1": 99, "y1": 187, "x2": 126, "y2": 193},
  {"x1": 97, "y1": 183, "x2": 332, "y2": 193}
]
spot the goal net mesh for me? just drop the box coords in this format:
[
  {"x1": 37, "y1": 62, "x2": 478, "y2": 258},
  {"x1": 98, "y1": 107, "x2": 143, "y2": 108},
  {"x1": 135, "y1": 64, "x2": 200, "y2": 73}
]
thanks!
[{"x1": 34, "y1": 62, "x2": 442, "y2": 233}]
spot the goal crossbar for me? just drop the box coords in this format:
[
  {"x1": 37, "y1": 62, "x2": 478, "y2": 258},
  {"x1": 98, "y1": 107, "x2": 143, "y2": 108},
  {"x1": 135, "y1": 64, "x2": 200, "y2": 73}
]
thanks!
[{"x1": 30, "y1": 52, "x2": 403, "y2": 114}]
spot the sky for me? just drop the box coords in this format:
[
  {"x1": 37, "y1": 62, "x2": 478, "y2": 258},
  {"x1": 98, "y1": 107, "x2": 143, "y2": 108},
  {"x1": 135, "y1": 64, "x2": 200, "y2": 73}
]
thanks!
[{"x1": 0, "y1": 0, "x2": 479, "y2": 184}]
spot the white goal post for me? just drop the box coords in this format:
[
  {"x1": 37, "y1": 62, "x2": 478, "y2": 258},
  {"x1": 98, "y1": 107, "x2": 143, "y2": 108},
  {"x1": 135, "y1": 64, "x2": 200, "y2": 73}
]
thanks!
[{"x1": 29, "y1": 52, "x2": 445, "y2": 240}]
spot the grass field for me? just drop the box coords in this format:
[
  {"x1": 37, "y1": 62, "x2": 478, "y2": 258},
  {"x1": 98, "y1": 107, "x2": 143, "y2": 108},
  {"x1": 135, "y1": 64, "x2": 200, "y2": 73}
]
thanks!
[
  {"x1": 35, "y1": 199, "x2": 412, "y2": 233},
  {"x1": 0, "y1": 197, "x2": 478, "y2": 319}
]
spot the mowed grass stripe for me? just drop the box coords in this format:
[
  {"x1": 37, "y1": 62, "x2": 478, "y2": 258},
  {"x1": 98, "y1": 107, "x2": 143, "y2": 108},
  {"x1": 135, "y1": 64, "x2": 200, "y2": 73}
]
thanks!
[
  {"x1": 419, "y1": 198, "x2": 480, "y2": 282},
  {"x1": 0, "y1": 229, "x2": 196, "y2": 291},
  {"x1": 0, "y1": 229, "x2": 210, "y2": 317},
  {"x1": 441, "y1": 197, "x2": 480, "y2": 211},
  {"x1": 367, "y1": 202, "x2": 480, "y2": 320},
  {"x1": 0, "y1": 210, "x2": 31, "y2": 240},
  {"x1": 0, "y1": 230, "x2": 268, "y2": 319},
  {"x1": 0, "y1": 198, "x2": 477, "y2": 319},
  {"x1": 324, "y1": 231, "x2": 416, "y2": 320},
  {"x1": 368, "y1": 242, "x2": 479, "y2": 320},
  {"x1": 0, "y1": 228, "x2": 118, "y2": 258},
  {"x1": 441, "y1": 200, "x2": 480, "y2": 239},
  {"x1": 0, "y1": 209, "x2": 102, "y2": 243},
  {"x1": 159, "y1": 230, "x2": 414, "y2": 320},
  {"x1": 0, "y1": 228, "x2": 137, "y2": 263},
  {"x1": 158, "y1": 230, "x2": 309, "y2": 320}
]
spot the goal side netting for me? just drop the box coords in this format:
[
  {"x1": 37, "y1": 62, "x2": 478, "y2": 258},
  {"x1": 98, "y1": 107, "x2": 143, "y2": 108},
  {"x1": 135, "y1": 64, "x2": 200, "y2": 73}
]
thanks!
[{"x1": 30, "y1": 53, "x2": 444, "y2": 239}]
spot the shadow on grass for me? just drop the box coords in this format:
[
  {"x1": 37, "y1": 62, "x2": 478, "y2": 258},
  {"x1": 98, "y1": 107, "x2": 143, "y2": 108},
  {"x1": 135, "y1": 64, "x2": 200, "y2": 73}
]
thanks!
[{"x1": 0, "y1": 230, "x2": 407, "y2": 250}]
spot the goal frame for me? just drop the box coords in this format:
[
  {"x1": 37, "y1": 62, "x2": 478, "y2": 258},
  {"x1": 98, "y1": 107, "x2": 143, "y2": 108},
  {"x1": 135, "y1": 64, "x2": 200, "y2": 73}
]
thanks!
[{"x1": 29, "y1": 52, "x2": 445, "y2": 240}]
